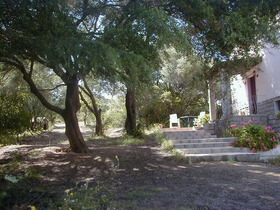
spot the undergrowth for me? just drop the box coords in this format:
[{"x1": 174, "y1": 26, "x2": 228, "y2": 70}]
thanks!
[
  {"x1": 153, "y1": 131, "x2": 186, "y2": 162},
  {"x1": 269, "y1": 155, "x2": 280, "y2": 165},
  {"x1": 105, "y1": 135, "x2": 145, "y2": 146},
  {"x1": 0, "y1": 129, "x2": 43, "y2": 146}
]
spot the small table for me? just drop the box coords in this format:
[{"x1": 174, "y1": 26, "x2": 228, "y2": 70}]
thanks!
[{"x1": 180, "y1": 116, "x2": 197, "y2": 127}]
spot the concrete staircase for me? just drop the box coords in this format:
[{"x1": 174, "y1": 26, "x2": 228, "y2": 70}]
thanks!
[{"x1": 162, "y1": 128, "x2": 260, "y2": 163}]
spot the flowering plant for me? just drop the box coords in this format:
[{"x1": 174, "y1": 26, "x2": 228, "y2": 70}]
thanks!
[
  {"x1": 230, "y1": 120, "x2": 280, "y2": 152},
  {"x1": 194, "y1": 114, "x2": 210, "y2": 127}
]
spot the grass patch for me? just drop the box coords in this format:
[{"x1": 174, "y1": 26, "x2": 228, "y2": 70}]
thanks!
[
  {"x1": 0, "y1": 152, "x2": 24, "y2": 174},
  {"x1": 0, "y1": 130, "x2": 43, "y2": 146},
  {"x1": 0, "y1": 173, "x2": 54, "y2": 209},
  {"x1": 105, "y1": 136, "x2": 145, "y2": 146},
  {"x1": 153, "y1": 131, "x2": 186, "y2": 163},
  {"x1": 0, "y1": 135, "x2": 18, "y2": 146},
  {"x1": 28, "y1": 151, "x2": 41, "y2": 158},
  {"x1": 25, "y1": 167, "x2": 45, "y2": 179},
  {"x1": 55, "y1": 183, "x2": 114, "y2": 210},
  {"x1": 124, "y1": 187, "x2": 164, "y2": 200},
  {"x1": 269, "y1": 155, "x2": 280, "y2": 165}
]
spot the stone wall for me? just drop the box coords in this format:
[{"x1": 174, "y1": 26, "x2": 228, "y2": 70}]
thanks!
[
  {"x1": 204, "y1": 114, "x2": 269, "y2": 137},
  {"x1": 257, "y1": 96, "x2": 280, "y2": 132},
  {"x1": 204, "y1": 96, "x2": 280, "y2": 136}
]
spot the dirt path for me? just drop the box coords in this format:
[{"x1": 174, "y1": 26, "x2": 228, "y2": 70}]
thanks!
[{"x1": 0, "y1": 124, "x2": 280, "y2": 209}]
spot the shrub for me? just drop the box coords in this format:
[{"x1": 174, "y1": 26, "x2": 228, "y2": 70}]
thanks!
[
  {"x1": 60, "y1": 183, "x2": 114, "y2": 209},
  {"x1": 269, "y1": 155, "x2": 280, "y2": 165},
  {"x1": 0, "y1": 95, "x2": 32, "y2": 135},
  {"x1": 194, "y1": 114, "x2": 210, "y2": 127},
  {"x1": 230, "y1": 120, "x2": 280, "y2": 152}
]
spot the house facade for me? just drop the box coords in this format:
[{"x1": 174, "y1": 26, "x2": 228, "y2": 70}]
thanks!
[{"x1": 231, "y1": 44, "x2": 280, "y2": 132}]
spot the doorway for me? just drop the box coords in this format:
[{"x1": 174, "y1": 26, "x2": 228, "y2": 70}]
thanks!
[{"x1": 248, "y1": 76, "x2": 257, "y2": 114}]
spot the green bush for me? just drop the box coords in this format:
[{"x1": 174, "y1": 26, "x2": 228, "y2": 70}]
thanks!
[
  {"x1": 269, "y1": 155, "x2": 280, "y2": 165},
  {"x1": 60, "y1": 183, "x2": 114, "y2": 210},
  {"x1": 105, "y1": 136, "x2": 145, "y2": 146},
  {"x1": 230, "y1": 120, "x2": 280, "y2": 152},
  {"x1": 194, "y1": 114, "x2": 210, "y2": 126},
  {"x1": 0, "y1": 95, "x2": 32, "y2": 135},
  {"x1": 0, "y1": 134, "x2": 18, "y2": 146}
]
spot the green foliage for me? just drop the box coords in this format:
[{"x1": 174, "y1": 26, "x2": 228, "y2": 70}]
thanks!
[
  {"x1": 170, "y1": 0, "x2": 280, "y2": 60},
  {"x1": 103, "y1": 96, "x2": 126, "y2": 129},
  {"x1": 0, "y1": 95, "x2": 32, "y2": 135},
  {"x1": 0, "y1": 175, "x2": 52, "y2": 209},
  {"x1": 269, "y1": 155, "x2": 280, "y2": 165},
  {"x1": 153, "y1": 131, "x2": 186, "y2": 162},
  {"x1": 138, "y1": 48, "x2": 208, "y2": 127},
  {"x1": 124, "y1": 187, "x2": 163, "y2": 200},
  {"x1": 199, "y1": 114, "x2": 210, "y2": 125},
  {"x1": 105, "y1": 136, "x2": 145, "y2": 146},
  {"x1": 153, "y1": 132, "x2": 175, "y2": 151},
  {"x1": 25, "y1": 167, "x2": 45, "y2": 179},
  {"x1": 194, "y1": 114, "x2": 210, "y2": 127},
  {"x1": 60, "y1": 183, "x2": 114, "y2": 210},
  {"x1": 103, "y1": 2, "x2": 190, "y2": 88},
  {"x1": 230, "y1": 121, "x2": 280, "y2": 152},
  {"x1": 0, "y1": 135, "x2": 18, "y2": 146}
]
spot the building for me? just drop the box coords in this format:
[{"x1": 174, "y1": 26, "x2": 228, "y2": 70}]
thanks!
[{"x1": 231, "y1": 44, "x2": 280, "y2": 132}]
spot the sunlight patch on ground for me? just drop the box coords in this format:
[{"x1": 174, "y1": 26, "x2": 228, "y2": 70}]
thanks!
[
  {"x1": 247, "y1": 170, "x2": 280, "y2": 178},
  {"x1": 246, "y1": 164, "x2": 268, "y2": 168}
]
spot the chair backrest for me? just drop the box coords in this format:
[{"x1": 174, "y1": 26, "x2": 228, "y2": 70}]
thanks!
[{"x1": 169, "y1": 114, "x2": 178, "y2": 122}]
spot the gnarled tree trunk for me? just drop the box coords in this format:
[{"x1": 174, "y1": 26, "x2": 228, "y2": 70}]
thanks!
[
  {"x1": 125, "y1": 88, "x2": 137, "y2": 135},
  {"x1": 63, "y1": 77, "x2": 89, "y2": 153},
  {"x1": 16, "y1": 63, "x2": 89, "y2": 153},
  {"x1": 79, "y1": 79, "x2": 104, "y2": 136}
]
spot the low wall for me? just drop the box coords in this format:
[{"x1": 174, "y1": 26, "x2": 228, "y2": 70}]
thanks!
[
  {"x1": 257, "y1": 96, "x2": 280, "y2": 133},
  {"x1": 204, "y1": 114, "x2": 268, "y2": 137}
]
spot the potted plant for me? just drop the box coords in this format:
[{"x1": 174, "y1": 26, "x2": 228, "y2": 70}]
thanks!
[{"x1": 193, "y1": 114, "x2": 210, "y2": 130}]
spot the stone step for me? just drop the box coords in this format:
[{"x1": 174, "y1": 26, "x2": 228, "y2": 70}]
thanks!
[
  {"x1": 161, "y1": 130, "x2": 260, "y2": 163},
  {"x1": 174, "y1": 142, "x2": 231, "y2": 149},
  {"x1": 161, "y1": 128, "x2": 193, "y2": 132},
  {"x1": 172, "y1": 137, "x2": 235, "y2": 144},
  {"x1": 180, "y1": 146, "x2": 250, "y2": 154},
  {"x1": 185, "y1": 152, "x2": 260, "y2": 163},
  {"x1": 164, "y1": 131, "x2": 216, "y2": 140}
]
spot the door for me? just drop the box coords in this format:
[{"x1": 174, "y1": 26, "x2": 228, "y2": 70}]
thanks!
[{"x1": 248, "y1": 76, "x2": 257, "y2": 114}]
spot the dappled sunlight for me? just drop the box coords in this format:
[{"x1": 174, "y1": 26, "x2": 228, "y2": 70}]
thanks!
[
  {"x1": 246, "y1": 164, "x2": 269, "y2": 168},
  {"x1": 1, "y1": 125, "x2": 280, "y2": 210},
  {"x1": 247, "y1": 169, "x2": 280, "y2": 178}
]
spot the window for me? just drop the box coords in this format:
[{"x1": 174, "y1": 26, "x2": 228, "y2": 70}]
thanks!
[{"x1": 274, "y1": 100, "x2": 280, "y2": 114}]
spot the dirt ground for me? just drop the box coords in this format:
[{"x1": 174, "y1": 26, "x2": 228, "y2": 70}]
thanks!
[{"x1": 0, "y1": 124, "x2": 280, "y2": 210}]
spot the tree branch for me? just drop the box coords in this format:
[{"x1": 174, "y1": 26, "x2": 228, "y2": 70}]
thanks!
[
  {"x1": 29, "y1": 60, "x2": 34, "y2": 76},
  {"x1": 79, "y1": 91, "x2": 95, "y2": 114},
  {"x1": 0, "y1": 57, "x2": 64, "y2": 115},
  {"x1": 38, "y1": 84, "x2": 66, "y2": 92}
]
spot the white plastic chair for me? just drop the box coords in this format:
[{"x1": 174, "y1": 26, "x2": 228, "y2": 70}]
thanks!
[{"x1": 169, "y1": 114, "x2": 180, "y2": 128}]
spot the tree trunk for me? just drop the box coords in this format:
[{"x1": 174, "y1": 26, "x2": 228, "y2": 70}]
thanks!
[
  {"x1": 63, "y1": 77, "x2": 89, "y2": 153},
  {"x1": 208, "y1": 79, "x2": 217, "y2": 121},
  {"x1": 6, "y1": 60, "x2": 89, "y2": 153},
  {"x1": 221, "y1": 69, "x2": 232, "y2": 119},
  {"x1": 95, "y1": 108, "x2": 103, "y2": 136},
  {"x1": 79, "y1": 83, "x2": 104, "y2": 136},
  {"x1": 125, "y1": 88, "x2": 137, "y2": 135}
]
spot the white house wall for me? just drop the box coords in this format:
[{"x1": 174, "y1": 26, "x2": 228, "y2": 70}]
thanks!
[
  {"x1": 231, "y1": 74, "x2": 249, "y2": 115},
  {"x1": 231, "y1": 45, "x2": 280, "y2": 112},
  {"x1": 230, "y1": 44, "x2": 280, "y2": 132},
  {"x1": 255, "y1": 45, "x2": 280, "y2": 103}
]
